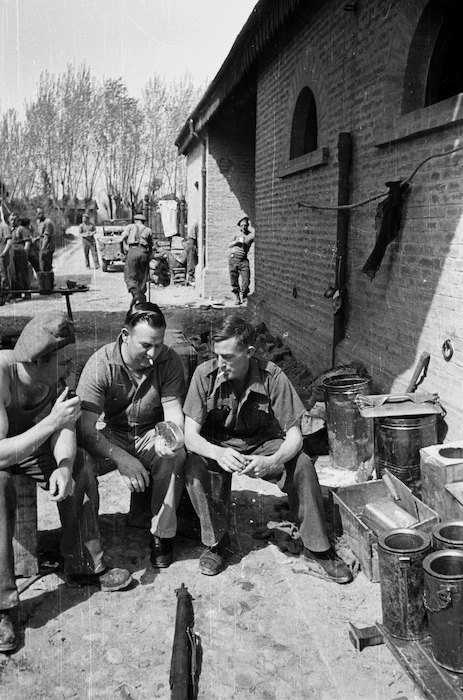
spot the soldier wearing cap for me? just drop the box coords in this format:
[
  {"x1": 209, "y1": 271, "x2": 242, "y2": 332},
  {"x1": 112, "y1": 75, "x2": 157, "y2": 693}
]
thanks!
[
  {"x1": 228, "y1": 216, "x2": 255, "y2": 305},
  {"x1": 121, "y1": 213, "x2": 154, "y2": 306},
  {"x1": 0, "y1": 312, "x2": 132, "y2": 653}
]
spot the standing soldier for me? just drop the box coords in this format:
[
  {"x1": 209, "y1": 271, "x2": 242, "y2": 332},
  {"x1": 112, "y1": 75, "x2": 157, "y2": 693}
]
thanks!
[
  {"x1": 228, "y1": 216, "x2": 255, "y2": 305},
  {"x1": 78, "y1": 213, "x2": 100, "y2": 270},
  {"x1": 121, "y1": 213, "x2": 153, "y2": 306},
  {"x1": 36, "y1": 207, "x2": 55, "y2": 273}
]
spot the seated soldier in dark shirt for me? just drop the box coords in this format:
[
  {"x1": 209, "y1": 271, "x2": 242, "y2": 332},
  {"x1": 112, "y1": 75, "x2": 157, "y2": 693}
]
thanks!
[{"x1": 183, "y1": 315, "x2": 352, "y2": 584}]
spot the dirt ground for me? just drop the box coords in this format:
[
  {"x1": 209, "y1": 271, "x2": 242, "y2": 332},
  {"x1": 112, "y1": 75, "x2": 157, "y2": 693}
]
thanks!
[{"x1": 0, "y1": 229, "x2": 423, "y2": 699}]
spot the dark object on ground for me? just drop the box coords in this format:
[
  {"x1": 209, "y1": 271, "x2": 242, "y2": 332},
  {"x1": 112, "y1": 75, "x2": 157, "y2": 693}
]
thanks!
[
  {"x1": 303, "y1": 426, "x2": 329, "y2": 456},
  {"x1": 170, "y1": 583, "x2": 200, "y2": 700},
  {"x1": 348, "y1": 622, "x2": 384, "y2": 651}
]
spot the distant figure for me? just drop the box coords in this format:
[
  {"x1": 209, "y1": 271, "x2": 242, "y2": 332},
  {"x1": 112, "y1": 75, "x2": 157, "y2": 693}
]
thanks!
[
  {"x1": 121, "y1": 213, "x2": 154, "y2": 306},
  {"x1": 167, "y1": 235, "x2": 197, "y2": 285},
  {"x1": 185, "y1": 224, "x2": 198, "y2": 285},
  {"x1": 36, "y1": 207, "x2": 55, "y2": 272},
  {"x1": 0, "y1": 212, "x2": 12, "y2": 304},
  {"x1": 9, "y1": 217, "x2": 33, "y2": 299},
  {"x1": 78, "y1": 213, "x2": 100, "y2": 270},
  {"x1": 228, "y1": 216, "x2": 255, "y2": 305},
  {"x1": 27, "y1": 220, "x2": 41, "y2": 275}
]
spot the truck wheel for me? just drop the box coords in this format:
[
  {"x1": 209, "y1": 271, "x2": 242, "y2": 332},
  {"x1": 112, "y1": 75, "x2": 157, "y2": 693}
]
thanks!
[{"x1": 102, "y1": 260, "x2": 108, "y2": 272}]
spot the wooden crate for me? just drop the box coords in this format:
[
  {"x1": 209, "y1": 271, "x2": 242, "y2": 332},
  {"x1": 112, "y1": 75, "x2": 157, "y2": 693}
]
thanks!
[
  {"x1": 333, "y1": 471, "x2": 439, "y2": 582},
  {"x1": 13, "y1": 474, "x2": 39, "y2": 577}
]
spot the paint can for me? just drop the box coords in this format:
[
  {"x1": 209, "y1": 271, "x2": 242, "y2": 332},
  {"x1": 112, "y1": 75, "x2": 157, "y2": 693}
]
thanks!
[
  {"x1": 423, "y1": 550, "x2": 463, "y2": 673},
  {"x1": 375, "y1": 414, "x2": 437, "y2": 486},
  {"x1": 378, "y1": 528, "x2": 431, "y2": 639},
  {"x1": 323, "y1": 374, "x2": 373, "y2": 470}
]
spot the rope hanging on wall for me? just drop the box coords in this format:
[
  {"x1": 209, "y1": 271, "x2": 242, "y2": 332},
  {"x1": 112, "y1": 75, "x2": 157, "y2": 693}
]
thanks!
[{"x1": 297, "y1": 144, "x2": 463, "y2": 211}]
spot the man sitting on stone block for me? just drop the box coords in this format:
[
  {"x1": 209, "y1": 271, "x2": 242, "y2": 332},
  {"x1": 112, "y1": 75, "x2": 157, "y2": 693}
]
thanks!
[
  {"x1": 183, "y1": 314, "x2": 352, "y2": 584},
  {"x1": 77, "y1": 302, "x2": 186, "y2": 570},
  {"x1": 0, "y1": 313, "x2": 132, "y2": 653}
]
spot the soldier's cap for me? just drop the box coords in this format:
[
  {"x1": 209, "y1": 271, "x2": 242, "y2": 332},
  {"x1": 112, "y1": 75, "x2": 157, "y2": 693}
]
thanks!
[
  {"x1": 13, "y1": 312, "x2": 75, "y2": 363},
  {"x1": 134, "y1": 213, "x2": 146, "y2": 221},
  {"x1": 237, "y1": 216, "x2": 250, "y2": 226}
]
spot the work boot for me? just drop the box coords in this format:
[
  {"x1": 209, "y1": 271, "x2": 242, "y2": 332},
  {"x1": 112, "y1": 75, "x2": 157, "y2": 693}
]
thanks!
[
  {"x1": 302, "y1": 547, "x2": 353, "y2": 584},
  {"x1": 150, "y1": 536, "x2": 174, "y2": 568},
  {"x1": 66, "y1": 567, "x2": 132, "y2": 592},
  {"x1": 0, "y1": 610, "x2": 17, "y2": 653},
  {"x1": 199, "y1": 533, "x2": 232, "y2": 576},
  {"x1": 234, "y1": 293, "x2": 241, "y2": 306}
]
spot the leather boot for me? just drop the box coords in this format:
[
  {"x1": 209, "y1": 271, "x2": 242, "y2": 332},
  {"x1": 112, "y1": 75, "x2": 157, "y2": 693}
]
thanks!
[{"x1": 0, "y1": 610, "x2": 17, "y2": 653}]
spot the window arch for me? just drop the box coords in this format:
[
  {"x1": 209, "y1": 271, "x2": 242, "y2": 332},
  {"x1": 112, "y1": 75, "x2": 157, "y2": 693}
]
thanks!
[
  {"x1": 403, "y1": 1, "x2": 463, "y2": 113},
  {"x1": 289, "y1": 87, "x2": 317, "y2": 159}
]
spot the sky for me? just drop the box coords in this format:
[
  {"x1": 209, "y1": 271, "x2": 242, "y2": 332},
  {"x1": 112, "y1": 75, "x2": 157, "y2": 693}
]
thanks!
[{"x1": 0, "y1": 0, "x2": 257, "y2": 115}]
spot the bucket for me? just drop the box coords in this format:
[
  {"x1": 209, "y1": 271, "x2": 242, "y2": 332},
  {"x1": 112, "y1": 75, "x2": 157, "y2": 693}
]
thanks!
[
  {"x1": 432, "y1": 521, "x2": 463, "y2": 551},
  {"x1": 423, "y1": 550, "x2": 463, "y2": 672},
  {"x1": 378, "y1": 528, "x2": 431, "y2": 639},
  {"x1": 37, "y1": 271, "x2": 54, "y2": 295},
  {"x1": 375, "y1": 414, "x2": 437, "y2": 486},
  {"x1": 323, "y1": 374, "x2": 373, "y2": 471}
]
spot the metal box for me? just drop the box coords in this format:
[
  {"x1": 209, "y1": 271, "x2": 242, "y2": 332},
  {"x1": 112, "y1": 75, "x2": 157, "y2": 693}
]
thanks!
[{"x1": 333, "y1": 471, "x2": 439, "y2": 582}]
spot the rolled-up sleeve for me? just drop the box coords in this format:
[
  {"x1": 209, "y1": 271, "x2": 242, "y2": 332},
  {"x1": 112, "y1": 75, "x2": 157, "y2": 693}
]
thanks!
[
  {"x1": 159, "y1": 350, "x2": 187, "y2": 402},
  {"x1": 183, "y1": 366, "x2": 209, "y2": 426}
]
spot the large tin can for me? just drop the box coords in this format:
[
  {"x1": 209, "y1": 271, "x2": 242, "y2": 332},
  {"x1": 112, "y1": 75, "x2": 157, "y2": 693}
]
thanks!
[
  {"x1": 378, "y1": 528, "x2": 431, "y2": 639},
  {"x1": 323, "y1": 374, "x2": 373, "y2": 471},
  {"x1": 423, "y1": 550, "x2": 463, "y2": 673}
]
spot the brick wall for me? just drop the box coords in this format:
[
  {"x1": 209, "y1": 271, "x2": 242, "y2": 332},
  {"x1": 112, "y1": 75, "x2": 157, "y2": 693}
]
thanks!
[{"x1": 252, "y1": 0, "x2": 463, "y2": 439}]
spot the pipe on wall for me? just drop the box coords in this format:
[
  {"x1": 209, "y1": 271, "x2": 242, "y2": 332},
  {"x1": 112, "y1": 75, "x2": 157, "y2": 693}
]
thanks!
[
  {"x1": 188, "y1": 119, "x2": 207, "y2": 271},
  {"x1": 332, "y1": 132, "x2": 353, "y2": 365}
]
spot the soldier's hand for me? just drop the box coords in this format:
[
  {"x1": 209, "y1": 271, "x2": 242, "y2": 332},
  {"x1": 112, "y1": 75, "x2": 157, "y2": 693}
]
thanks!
[
  {"x1": 118, "y1": 455, "x2": 150, "y2": 493},
  {"x1": 213, "y1": 446, "x2": 249, "y2": 473},
  {"x1": 49, "y1": 387, "x2": 81, "y2": 430},
  {"x1": 49, "y1": 466, "x2": 74, "y2": 502},
  {"x1": 154, "y1": 435, "x2": 177, "y2": 458},
  {"x1": 240, "y1": 455, "x2": 277, "y2": 479}
]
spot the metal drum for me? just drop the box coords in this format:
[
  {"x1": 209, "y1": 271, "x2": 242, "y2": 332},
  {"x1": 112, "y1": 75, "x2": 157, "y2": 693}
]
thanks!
[
  {"x1": 323, "y1": 374, "x2": 373, "y2": 471},
  {"x1": 378, "y1": 528, "x2": 431, "y2": 640},
  {"x1": 375, "y1": 414, "x2": 437, "y2": 486},
  {"x1": 432, "y1": 521, "x2": 463, "y2": 551},
  {"x1": 423, "y1": 550, "x2": 463, "y2": 673}
]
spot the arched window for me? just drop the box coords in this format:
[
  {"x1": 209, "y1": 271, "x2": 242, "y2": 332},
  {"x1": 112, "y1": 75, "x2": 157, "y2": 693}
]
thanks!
[
  {"x1": 403, "y1": 1, "x2": 463, "y2": 113},
  {"x1": 289, "y1": 87, "x2": 317, "y2": 159}
]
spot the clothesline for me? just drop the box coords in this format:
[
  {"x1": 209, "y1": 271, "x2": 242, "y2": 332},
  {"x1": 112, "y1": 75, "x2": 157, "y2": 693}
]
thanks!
[{"x1": 297, "y1": 144, "x2": 463, "y2": 212}]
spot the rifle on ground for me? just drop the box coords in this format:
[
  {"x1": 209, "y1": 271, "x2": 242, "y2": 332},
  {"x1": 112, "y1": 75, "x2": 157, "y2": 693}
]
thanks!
[{"x1": 170, "y1": 583, "x2": 200, "y2": 699}]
